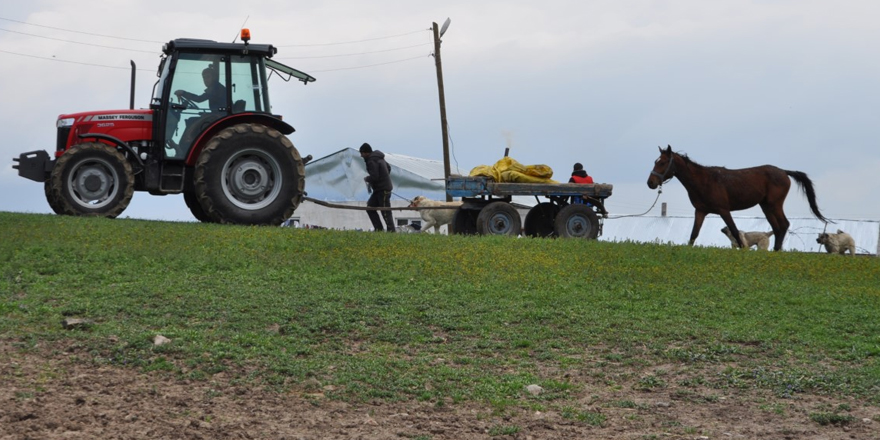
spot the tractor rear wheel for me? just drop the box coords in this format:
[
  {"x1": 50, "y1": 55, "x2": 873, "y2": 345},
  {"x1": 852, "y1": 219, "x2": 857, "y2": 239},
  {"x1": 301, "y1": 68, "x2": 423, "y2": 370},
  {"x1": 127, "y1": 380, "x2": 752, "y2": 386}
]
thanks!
[
  {"x1": 194, "y1": 123, "x2": 304, "y2": 225},
  {"x1": 554, "y1": 204, "x2": 600, "y2": 239},
  {"x1": 524, "y1": 202, "x2": 559, "y2": 237},
  {"x1": 476, "y1": 201, "x2": 522, "y2": 236},
  {"x1": 183, "y1": 190, "x2": 213, "y2": 223},
  {"x1": 48, "y1": 142, "x2": 134, "y2": 218}
]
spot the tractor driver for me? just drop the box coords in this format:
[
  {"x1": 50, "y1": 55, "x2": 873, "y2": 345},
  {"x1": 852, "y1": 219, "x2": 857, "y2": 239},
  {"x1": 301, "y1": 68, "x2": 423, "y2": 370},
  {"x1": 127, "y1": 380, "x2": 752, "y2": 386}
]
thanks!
[{"x1": 174, "y1": 66, "x2": 227, "y2": 112}]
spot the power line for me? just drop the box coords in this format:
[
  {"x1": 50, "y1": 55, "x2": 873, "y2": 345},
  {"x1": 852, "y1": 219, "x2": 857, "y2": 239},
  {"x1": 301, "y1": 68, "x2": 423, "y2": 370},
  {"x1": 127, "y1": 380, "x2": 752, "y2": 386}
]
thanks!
[
  {"x1": 1, "y1": 16, "x2": 431, "y2": 52},
  {"x1": 277, "y1": 42, "x2": 431, "y2": 60},
  {"x1": 0, "y1": 28, "x2": 159, "y2": 54},
  {"x1": 0, "y1": 16, "x2": 163, "y2": 44},
  {"x1": 0, "y1": 18, "x2": 433, "y2": 73},
  {"x1": 279, "y1": 29, "x2": 429, "y2": 47},
  {"x1": 1, "y1": 47, "x2": 430, "y2": 75},
  {"x1": 0, "y1": 49, "x2": 154, "y2": 71},
  {"x1": 306, "y1": 54, "x2": 430, "y2": 73}
]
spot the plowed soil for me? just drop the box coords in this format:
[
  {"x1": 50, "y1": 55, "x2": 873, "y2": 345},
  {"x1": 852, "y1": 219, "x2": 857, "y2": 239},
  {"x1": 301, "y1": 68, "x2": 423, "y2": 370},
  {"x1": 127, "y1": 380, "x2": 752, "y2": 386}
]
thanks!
[{"x1": 1, "y1": 341, "x2": 877, "y2": 440}]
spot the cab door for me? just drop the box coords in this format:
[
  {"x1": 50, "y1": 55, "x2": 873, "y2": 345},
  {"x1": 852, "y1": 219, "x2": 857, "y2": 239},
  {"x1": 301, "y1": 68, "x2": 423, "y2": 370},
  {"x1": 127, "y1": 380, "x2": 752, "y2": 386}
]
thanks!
[{"x1": 163, "y1": 54, "x2": 229, "y2": 159}]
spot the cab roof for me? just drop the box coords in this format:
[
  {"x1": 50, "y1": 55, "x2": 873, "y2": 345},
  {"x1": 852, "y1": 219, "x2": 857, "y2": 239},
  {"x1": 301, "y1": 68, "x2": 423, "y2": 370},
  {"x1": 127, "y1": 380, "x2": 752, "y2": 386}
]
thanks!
[{"x1": 163, "y1": 39, "x2": 277, "y2": 58}]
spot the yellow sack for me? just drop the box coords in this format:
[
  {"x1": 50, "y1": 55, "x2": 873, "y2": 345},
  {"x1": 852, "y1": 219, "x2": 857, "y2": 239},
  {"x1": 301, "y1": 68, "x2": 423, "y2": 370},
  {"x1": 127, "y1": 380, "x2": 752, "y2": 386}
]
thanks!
[
  {"x1": 468, "y1": 164, "x2": 499, "y2": 181},
  {"x1": 524, "y1": 164, "x2": 554, "y2": 179},
  {"x1": 500, "y1": 170, "x2": 558, "y2": 183},
  {"x1": 469, "y1": 156, "x2": 557, "y2": 183}
]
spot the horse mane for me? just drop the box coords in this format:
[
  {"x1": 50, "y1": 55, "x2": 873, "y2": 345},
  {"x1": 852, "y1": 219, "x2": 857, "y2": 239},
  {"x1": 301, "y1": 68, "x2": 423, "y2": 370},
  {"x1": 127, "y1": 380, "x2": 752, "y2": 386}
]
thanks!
[
  {"x1": 674, "y1": 150, "x2": 726, "y2": 172},
  {"x1": 673, "y1": 150, "x2": 700, "y2": 167}
]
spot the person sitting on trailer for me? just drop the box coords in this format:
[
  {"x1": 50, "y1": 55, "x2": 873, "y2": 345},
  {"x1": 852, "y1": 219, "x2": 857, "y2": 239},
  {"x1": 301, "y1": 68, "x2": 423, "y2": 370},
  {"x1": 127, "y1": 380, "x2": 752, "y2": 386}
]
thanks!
[
  {"x1": 568, "y1": 162, "x2": 594, "y2": 205},
  {"x1": 568, "y1": 162, "x2": 594, "y2": 184}
]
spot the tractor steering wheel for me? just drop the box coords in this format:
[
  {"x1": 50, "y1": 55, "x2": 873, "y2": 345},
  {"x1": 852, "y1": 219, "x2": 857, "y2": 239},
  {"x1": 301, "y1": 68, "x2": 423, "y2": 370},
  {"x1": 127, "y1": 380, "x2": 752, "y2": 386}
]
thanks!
[{"x1": 177, "y1": 94, "x2": 199, "y2": 110}]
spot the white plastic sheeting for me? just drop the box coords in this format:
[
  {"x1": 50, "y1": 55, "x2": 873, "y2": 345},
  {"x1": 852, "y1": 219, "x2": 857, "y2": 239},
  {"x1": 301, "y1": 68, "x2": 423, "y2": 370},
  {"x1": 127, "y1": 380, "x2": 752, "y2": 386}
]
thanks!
[
  {"x1": 302, "y1": 147, "x2": 537, "y2": 207},
  {"x1": 601, "y1": 215, "x2": 880, "y2": 255},
  {"x1": 294, "y1": 148, "x2": 462, "y2": 231},
  {"x1": 303, "y1": 148, "x2": 459, "y2": 203}
]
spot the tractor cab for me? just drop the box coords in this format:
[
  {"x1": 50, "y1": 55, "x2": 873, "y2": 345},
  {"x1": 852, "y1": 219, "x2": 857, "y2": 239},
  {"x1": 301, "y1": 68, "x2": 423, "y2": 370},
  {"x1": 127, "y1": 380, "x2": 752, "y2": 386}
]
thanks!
[{"x1": 151, "y1": 38, "x2": 315, "y2": 162}]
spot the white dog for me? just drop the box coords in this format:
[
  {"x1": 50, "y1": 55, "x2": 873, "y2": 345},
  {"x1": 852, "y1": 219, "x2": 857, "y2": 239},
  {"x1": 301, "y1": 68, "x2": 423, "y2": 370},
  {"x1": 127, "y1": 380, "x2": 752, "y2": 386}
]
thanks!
[
  {"x1": 396, "y1": 224, "x2": 423, "y2": 234},
  {"x1": 816, "y1": 230, "x2": 856, "y2": 256},
  {"x1": 720, "y1": 226, "x2": 774, "y2": 251},
  {"x1": 409, "y1": 195, "x2": 463, "y2": 234}
]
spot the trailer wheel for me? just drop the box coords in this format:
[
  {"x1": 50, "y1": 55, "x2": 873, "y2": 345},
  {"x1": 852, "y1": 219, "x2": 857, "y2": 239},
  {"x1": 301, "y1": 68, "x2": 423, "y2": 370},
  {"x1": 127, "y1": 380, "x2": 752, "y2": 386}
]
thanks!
[
  {"x1": 554, "y1": 204, "x2": 599, "y2": 239},
  {"x1": 451, "y1": 207, "x2": 478, "y2": 235},
  {"x1": 48, "y1": 142, "x2": 134, "y2": 218},
  {"x1": 524, "y1": 202, "x2": 559, "y2": 237},
  {"x1": 476, "y1": 201, "x2": 521, "y2": 236},
  {"x1": 194, "y1": 123, "x2": 304, "y2": 225},
  {"x1": 183, "y1": 190, "x2": 214, "y2": 223}
]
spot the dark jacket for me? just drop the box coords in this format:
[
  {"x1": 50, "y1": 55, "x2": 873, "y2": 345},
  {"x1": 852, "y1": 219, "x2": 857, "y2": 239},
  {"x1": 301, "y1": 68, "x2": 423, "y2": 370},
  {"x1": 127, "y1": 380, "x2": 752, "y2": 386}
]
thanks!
[
  {"x1": 569, "y1": 169, "x2": 594, "y2": 184},
  {"x1": 363, "y1": 150, "x2": 393, "y2": 192},
  {"x1": 181, "y1": 82, "x2": 227, "y2": 111}
]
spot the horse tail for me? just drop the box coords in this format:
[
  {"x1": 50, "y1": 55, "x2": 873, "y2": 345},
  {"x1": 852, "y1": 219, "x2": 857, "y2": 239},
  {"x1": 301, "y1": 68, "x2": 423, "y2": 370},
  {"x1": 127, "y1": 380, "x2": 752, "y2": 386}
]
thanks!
[{"x1": 785, "y1": 170, "x2": 831, "y2": 223}]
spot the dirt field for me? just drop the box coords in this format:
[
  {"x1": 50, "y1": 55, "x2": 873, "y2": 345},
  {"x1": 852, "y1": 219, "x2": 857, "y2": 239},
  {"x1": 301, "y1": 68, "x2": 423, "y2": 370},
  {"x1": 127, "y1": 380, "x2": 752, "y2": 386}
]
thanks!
[{"x1": 1, "y1": 341, "x2": 877, "y2": 440}]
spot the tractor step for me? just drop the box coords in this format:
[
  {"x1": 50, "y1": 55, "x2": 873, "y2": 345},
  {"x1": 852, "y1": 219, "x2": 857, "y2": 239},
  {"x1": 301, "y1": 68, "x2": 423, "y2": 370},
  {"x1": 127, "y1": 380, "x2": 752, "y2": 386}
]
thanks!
[{"x1": 159, "y1": 162, "x2": 186, "y2": 192}]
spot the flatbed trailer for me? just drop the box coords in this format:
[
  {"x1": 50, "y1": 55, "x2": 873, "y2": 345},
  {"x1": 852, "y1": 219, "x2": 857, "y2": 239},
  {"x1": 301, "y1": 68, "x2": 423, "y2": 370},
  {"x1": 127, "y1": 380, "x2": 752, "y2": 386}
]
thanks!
[{"x1": 445, "y1": 176, "x2": 613, "y2": 238}]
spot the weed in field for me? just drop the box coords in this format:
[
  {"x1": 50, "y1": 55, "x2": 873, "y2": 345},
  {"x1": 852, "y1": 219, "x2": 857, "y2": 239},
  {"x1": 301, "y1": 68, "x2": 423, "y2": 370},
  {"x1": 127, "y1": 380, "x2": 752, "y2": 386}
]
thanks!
[
  {"x1": 14, "y1": 391, "x2": 35, "y2": 400},
  {"x1": 488, "y1": 425, "x2": 520, "y2": 436},
  {"x1": 759, "y1": 402, "x2": 787, "y2": 415},
  {"x1": 635, "y1": 375, "x2": 666, "y2": 391},
  {"x1": 560, "y1": 406, "x2": 607, "y2": 426},
  {"x1": 610, "y1": 399, "x2": 638, "y2": 409},
  {"x1": 809, "y1": 412, "x2": 855, "y2": 426}
]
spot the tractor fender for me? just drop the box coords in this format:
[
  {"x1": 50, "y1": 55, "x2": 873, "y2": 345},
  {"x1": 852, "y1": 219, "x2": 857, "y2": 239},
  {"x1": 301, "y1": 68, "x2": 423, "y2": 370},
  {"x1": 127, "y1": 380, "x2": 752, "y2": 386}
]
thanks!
[
  {"x1": 77, "y1": 132, "x2": 145, "y2": 168},
  {"x1": 185, "y1": 114, "x2": 295, "y2": 166}
]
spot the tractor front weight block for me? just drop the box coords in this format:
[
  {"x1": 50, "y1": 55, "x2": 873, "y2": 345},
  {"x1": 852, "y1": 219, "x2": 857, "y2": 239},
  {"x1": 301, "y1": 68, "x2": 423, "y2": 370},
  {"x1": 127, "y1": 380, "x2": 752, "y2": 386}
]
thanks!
[{"x1": 13, "y1": 150, "x2": 54, "y2": 182}]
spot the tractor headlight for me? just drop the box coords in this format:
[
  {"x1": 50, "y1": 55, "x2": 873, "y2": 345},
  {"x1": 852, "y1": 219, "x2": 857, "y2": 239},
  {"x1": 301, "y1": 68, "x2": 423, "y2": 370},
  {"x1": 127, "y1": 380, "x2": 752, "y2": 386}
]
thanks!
[{"x1": 56, "y1": 118, "x2": 74, "y2": 128}]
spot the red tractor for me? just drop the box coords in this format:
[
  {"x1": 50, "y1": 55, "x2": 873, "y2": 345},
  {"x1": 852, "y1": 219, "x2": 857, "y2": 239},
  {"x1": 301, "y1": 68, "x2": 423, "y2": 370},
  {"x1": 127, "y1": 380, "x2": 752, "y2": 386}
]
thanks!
[{"x1": 13, "y1": 31, "x2": 315, "y2": 225}]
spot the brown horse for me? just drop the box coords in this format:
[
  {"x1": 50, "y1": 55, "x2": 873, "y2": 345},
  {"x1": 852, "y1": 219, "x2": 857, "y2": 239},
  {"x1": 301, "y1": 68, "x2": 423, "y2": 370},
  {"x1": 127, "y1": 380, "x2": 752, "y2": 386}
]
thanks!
[{"x1": 647, "y1": 145, "x2": 829, "y2": 251}]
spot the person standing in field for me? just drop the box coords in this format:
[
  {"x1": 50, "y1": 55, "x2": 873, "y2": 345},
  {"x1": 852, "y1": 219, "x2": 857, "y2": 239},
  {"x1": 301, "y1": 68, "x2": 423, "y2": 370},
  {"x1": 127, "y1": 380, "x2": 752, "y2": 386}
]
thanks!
[{"x1": 360, "y1": 143, "x2": 396, "y2": 232}]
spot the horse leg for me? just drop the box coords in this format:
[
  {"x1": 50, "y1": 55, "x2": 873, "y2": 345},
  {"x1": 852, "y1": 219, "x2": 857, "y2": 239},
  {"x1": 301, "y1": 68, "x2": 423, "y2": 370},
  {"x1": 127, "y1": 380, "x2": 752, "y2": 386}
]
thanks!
[
  {"x1": 773, "y1": 210, "x2": 790, "y2": 251},
  {"x1": 760, "y1": 203, "x2": 789, "y2": 251},
  {"x1": 719, "y1": 212, "x2": 744, "y2": 248},
  {"x1": 688, "y1": 211, "x2": 708, "y2": 246}
]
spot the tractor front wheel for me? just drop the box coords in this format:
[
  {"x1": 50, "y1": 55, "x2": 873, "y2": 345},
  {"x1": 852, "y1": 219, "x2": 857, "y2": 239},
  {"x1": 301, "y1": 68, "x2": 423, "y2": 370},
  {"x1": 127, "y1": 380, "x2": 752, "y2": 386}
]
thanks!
[
  {"x1": 48, "y1": 142, "x2": 134, "y2": 218},
  {"x1": 194, "y1": 123, "x2": 304, "y2": 225},
  {"x1": 44, "y1": 180, "x2": 64, "y2": 215}
]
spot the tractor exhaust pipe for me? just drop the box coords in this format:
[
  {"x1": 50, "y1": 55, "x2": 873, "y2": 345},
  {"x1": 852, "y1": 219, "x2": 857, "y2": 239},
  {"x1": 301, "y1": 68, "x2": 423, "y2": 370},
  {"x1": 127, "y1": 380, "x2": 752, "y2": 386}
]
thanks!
[{"x1": 129, "y1": 60, "x2": 136, "y2": 110}]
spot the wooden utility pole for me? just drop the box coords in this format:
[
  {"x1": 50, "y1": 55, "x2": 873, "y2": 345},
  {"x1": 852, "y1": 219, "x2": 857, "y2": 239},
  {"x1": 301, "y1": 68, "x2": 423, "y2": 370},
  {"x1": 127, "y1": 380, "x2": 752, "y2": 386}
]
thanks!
[{"x1": 432, "y1": 21, "x2": 452, "y2": 201}]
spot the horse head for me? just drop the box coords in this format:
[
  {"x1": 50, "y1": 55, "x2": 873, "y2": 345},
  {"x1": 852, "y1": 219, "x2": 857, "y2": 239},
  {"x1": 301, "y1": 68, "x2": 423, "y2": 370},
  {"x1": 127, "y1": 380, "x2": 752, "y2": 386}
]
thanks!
[{"x1": 647, "y1": 145, "x2": 676, "y2": 189}]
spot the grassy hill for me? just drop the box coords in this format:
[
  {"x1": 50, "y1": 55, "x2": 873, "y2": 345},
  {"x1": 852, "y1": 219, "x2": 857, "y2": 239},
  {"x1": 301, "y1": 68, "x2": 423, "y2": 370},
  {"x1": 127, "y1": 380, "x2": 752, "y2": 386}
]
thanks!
[{"x1": 2, "y1": 211, "x2": 879, "y2": 411}]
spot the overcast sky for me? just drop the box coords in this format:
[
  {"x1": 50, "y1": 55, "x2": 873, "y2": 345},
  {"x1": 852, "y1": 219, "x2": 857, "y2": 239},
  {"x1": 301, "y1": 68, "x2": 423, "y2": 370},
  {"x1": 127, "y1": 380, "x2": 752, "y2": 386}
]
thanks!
[{"x1": 2, "y1": 0, "x2": 878, "y2": 224}]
